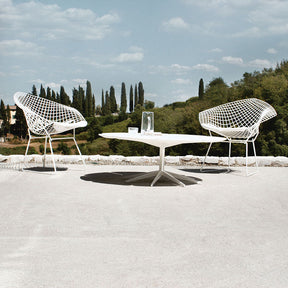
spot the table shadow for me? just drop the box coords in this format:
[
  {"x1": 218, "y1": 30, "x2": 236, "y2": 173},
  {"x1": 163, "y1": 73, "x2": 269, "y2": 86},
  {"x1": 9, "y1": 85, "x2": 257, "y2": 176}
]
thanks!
[
  {"x1": 80, "y1": 171, "x2": 201, "y2": 187},
  {"x1": 24, "y1": 166, "x2": 68, "y2": 172}
]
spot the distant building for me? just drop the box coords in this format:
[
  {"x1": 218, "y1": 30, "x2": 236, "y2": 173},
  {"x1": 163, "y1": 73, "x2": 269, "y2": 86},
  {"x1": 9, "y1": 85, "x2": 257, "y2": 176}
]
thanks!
[{"x1": 5, "y1": 105, "x2": 16, "y2": 125}]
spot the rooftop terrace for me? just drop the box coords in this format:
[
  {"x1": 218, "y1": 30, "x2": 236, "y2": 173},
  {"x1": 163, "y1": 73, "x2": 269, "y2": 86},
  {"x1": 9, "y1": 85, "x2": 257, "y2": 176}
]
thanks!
[{"x1": 1, "y1": 156, "x2": 288, "y2": 287}]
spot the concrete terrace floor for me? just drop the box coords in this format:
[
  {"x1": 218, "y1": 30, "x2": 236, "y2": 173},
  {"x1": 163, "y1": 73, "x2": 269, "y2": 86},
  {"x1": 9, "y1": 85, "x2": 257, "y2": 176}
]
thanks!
[{"x1": 1, "y1": 163, "x2": 288, "y2": 288}]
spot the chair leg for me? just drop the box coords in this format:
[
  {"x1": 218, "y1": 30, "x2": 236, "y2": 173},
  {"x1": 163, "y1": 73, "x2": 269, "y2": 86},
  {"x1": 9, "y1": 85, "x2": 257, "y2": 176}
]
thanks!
[
  {"x1": 49, "y1": 138, "x2": 57, "y2": 172},
  {"x1": 245, "y1": 142, "x2": 249, "y2": 176},
  {"x1": 72, "y1": 129, "x2": 86, "y2": 169},
  {"x1": 43, "y1": 136, "x2": 47, "y2": 168},
  {"x1": 228, "y1": 141, "x2": 232, "y2": 171},
  {"x1": 200, "y1": 142, "x2": 213, "y2": 171},
  {"x1": 252, "y1": 140, "x2": 258, "y2": 169},
  {"x1": 24, "y1": 133, "x2": 31, "y2": 169},
  {"x1": 245, "y1": 141, "x2": 258, "y2": 176},
  {"x1": 73, "y1": 137, "x2": 86, "y2": 169}
]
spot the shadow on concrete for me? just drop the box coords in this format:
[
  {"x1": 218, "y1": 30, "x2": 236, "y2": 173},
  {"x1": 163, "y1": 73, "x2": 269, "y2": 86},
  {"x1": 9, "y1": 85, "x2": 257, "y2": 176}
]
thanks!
[
  {"x1": 24, "y1": 166, "x2": 68, "y2": 172},
  {"x1": 80, "y1": 171, "x2": 201, "y2": 187},
  {"x1": 180, "y1": 168, "x2": 234, "y2": 174}
]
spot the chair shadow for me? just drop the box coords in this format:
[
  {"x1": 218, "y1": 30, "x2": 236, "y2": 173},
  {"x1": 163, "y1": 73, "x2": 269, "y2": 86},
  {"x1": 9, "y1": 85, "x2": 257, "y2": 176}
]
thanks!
[
  {"x1": 180, "y1": 167, "x2": 234, "y2": 174},
  {"x1": 80, "y1": 171, "x2": 200, "y2": 187},
  {"x1": 24, "y1": 166, "x2": 68, "y2": 172}
]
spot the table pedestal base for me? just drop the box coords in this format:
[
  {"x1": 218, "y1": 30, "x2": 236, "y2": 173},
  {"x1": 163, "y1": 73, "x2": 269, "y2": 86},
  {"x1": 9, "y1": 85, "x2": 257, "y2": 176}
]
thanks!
[
  {"x1": 126, "y1": 170, "x2": 199, "y2": 187},
  {"x1": 125, "y1": 147, "x2": 200, "y2": 187}
]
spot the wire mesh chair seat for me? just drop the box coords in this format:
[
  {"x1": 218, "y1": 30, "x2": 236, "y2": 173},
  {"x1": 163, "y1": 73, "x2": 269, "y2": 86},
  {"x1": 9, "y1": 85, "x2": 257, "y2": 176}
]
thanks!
[
  {"x1": 199, "y1": 98, "x2": 277, "y2": 175},
  {"x1": 14, "y1": 92, "x2": 87, "y2": 172}
]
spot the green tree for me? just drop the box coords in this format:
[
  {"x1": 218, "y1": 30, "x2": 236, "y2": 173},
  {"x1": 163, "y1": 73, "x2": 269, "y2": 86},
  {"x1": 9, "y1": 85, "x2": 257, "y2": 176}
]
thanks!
[
  {"x1": 72, "y1": 88, "x2": 80, "y2": 112},
  {"x1": 39, "y1": 84, "x2": 46, "y2": 98},
  {"x1": 198, "y1": 78, "x2": 204, "y2": 99},
  {"x1": 87, "y1": 118, "x2": 102, "y2": 142},
  {"x1": 129, "y1": 85, "x2": 134, "y2": 113},
  {"x1": 101, "y1": 89, "x2": 105, "y2": 115},
  {"x1": 46, "y1": 87, "x2": 52, "y2": 100},
  {"x1": 60, "y1": 86, "x2": 70, "y2": 106},
  {"x1": 104, "y1": 90, "x2": 111, "y2": 115},
  {"x1": 144, "y1": 100, "x2": 155, "y2": 110},
  {"x1": 78, "y1": 86, "x2": 85, "y2": 114},
  {"x1": 204, "y1": 77, "x2": 229, "y2": 105},
  {"x1": 0, "y1": 100, "x2": 8, "y2": 137},
  {"x1": 109, "y1": 86, "x2": 117, "y2": 113},
  {"x1": 138, "y1": 81, "x2": 144, "y2": 106},
  {"x1": 86, "y1": 80, "x2": 93, "y2": 117},
  {"x1": 120, "y1": 82, "x2": 127, "y2": 114},
  {"x1": 134, "y1": 84, "x2": 138, "y2": 108},
  {"x1": 92, "y1": 94, "x2": 96, "y2": 116},
  {"x1": 13, "y1": 105, "x2": 27, "y2": 139},
  {"x1": 32, "y1": 85, "x2": 37, "y2": 96},
  {"x1": 51, "y1": 90, "x2": 56, "y2": 101}
]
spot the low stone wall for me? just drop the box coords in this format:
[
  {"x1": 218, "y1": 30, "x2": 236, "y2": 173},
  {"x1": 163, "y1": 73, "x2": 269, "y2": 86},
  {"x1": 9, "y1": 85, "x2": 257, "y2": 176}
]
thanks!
[{"x1": 1, "y1": 154, "x2": 288, "y2": 167}]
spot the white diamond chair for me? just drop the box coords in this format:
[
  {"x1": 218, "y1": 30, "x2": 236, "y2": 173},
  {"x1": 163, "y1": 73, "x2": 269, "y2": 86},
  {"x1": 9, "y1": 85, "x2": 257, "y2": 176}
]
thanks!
[
  {"x1": 14, "y1": 92, "x2": 87, "y2": 172},
  {"x1": 199, "y1": 98, "x2": 277, "y2": 175}
]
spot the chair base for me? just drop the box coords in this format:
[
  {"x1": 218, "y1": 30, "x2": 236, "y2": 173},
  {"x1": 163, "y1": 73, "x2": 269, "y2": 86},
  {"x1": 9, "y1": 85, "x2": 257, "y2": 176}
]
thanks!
[
  {"x1": 24, "y1": 130, "x2": 86, "y2": 172},
  {"x1": 200, "y1": 139, "x2": 258, "y2": 176}
]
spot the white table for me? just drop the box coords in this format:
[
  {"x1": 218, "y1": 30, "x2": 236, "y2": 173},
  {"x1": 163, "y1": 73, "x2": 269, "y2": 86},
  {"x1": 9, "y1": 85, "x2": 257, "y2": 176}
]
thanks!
[{"x1": 100, "y1": 132, "x2": 225, "y2": 186}]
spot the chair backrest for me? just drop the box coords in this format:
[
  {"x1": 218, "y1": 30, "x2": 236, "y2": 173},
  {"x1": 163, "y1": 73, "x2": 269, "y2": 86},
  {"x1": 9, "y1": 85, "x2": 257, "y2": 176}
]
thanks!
[
  {"x1": 199, "y1": 98, "x2": 277, "y2": 138},
  {"x1": 14, "y1": 92, "x2": 87, "y2": 135}
]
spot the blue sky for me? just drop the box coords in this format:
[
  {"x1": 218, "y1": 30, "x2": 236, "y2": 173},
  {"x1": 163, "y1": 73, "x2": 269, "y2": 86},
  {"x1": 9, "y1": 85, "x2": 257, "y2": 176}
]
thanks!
[{"x1": 1, "y1": 0, "x2": 288, "y2": 107}]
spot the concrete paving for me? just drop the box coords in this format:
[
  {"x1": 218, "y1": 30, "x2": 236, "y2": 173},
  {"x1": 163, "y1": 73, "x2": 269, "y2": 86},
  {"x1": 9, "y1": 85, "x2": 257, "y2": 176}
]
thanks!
[{"x1": 1, "y1": 164, "x2": 288, "y2": 288}]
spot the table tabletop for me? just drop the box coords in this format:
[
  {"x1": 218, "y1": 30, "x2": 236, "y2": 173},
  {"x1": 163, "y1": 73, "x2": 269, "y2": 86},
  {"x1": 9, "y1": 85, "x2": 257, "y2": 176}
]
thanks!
[{"x1": 100, "y1": 132, "x2": 225, "y2": 148}]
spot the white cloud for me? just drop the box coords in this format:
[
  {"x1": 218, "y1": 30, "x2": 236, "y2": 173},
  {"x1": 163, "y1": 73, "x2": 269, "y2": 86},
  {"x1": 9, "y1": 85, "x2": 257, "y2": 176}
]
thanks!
[
  {"x1": 149, "y1": 64, "x2": 191, "y2": 75},
  {"x1": 0, "y1": 40, "x2": 43, "y2": 56},
  {"x1": 192, "y1": 64, "x2": 219, "y2": 72},
  {"x1": 72, "y1": 79, "x2": 87, "y2": 86},
  {"x1": 209, "y1": 48, "x2": 223, "y2": 53},
  {"x1": 162, "y1": 17, "x2": 189, "y2": 31},
  {"x1": 145, "y1": 92, "x2": 158, "y2": 99},
  {"x1": 222, "y1": 56, "x2": 244, "y2": 65},
  {"x1": 31, "y1": 79, "x2": 45, "y2": 84},
  {"x1": 171, "y1": 78, "x2": 192, "y2": 85},
  {"x1": 267, "y1": 48, "x2": 277, "y2": 54},
  {"x1": 44, "y1": 82, "x2": 61, "y2": 89},
  {"x1": 150, "y1": 63, "x2": 218, "y2": 75},
  {"x1": 248, "y1": 59, "x2": 272, "y2": 68},
  {"x1": 0, "y1": 1, "x2": 120, "y2": 41},
  {"x1": 112, "y1": 52, "x2": 144, "y2": 63},
  {"x1": 171, "y1": 64, "x2": 191, "y2": 72}
]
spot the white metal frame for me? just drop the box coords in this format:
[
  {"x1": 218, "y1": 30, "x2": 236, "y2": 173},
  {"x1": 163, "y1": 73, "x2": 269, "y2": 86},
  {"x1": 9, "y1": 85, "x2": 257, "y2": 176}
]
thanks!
[
  {"x1": 199, "y1": 98, "x2": 277, "y2": 175},
  {"x1": 14, "y1": 92, "x2": 87, "y2": 172}
]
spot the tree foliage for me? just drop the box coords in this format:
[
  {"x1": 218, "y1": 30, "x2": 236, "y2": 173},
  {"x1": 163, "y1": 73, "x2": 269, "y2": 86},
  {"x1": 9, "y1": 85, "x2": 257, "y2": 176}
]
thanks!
[{"x1": 198, "y1": 78, "x2": 204, "y2": 99}]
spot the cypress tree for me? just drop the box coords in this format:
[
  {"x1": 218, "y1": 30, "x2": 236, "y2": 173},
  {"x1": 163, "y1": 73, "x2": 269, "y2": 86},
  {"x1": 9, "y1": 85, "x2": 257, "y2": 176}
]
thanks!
[
  {"x1": 129, "y1": 85, "x2": 133, "y2": 113},
  {"x1": 60, "y1": 86, "x2": 70, "y2": 106},
  {"x1": 32, "y1": 85, "x2": 37, "y2": 96},
  {"x1": 52, "y1": 90, "x2": 56, "y2": 101},
  {"x1": 86, "y1": 80, "x2": 93, "y2": 117},
  {"x1": 39, "y1": 84, "x2": 46, "y2": 98},
  {"x1": 56, "y1": 92, "x2": 60, "y2": 103},
  {"x1": 134, "y1": 84, "x2": 138, "y2": 108},
  {"x1": 101, "y1": 89, "x2": 105, "y2": 115},
  {"x1": 0, "y1": 100, "x2": 8, "y2": 136},
  {"x1": 120, "y1": 82, "x2": 127, "y2": 114},
  {"x1": 78, "y1": 86, "x2": 84, "y2": 114},
  {"x1": 138, "y1": 81, "x2": 144, "y2": 106},
  {"x1": 72, "y1": 88, "x2": 80, "y2": 111},
  {"x1": 46, "y1": 87, "x2": 52, "y2": 100},
  {"x1": 105, "y1": 90, "x2": 111, "y2": 115},
  {"x1": 110, "y1": 86, "x2": 117, "y2": 113},
  {"x1": 14, "y1": 105, "x2": 27, "y2": 139},
  {"x1": 92, "y1": 94, "x2": 96, "y2": 116},
  {"x1": 199, "y1": 78, "x2": 204, "y2": 99}
]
